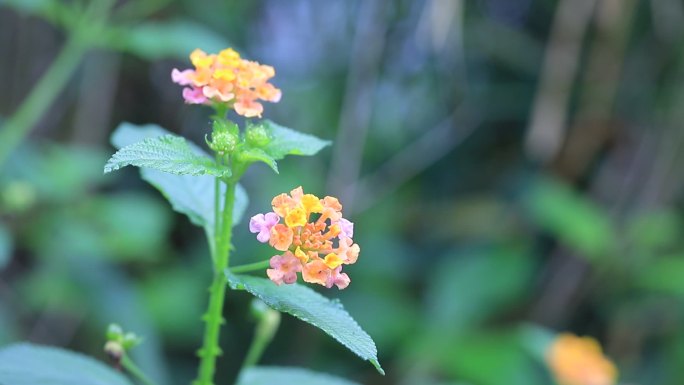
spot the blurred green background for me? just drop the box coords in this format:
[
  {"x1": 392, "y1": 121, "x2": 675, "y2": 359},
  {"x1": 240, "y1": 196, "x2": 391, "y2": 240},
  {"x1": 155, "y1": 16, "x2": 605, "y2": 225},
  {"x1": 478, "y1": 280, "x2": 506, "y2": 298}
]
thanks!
[{"x1": 1, "y1": 0, "x2": 683, "y2": 384}]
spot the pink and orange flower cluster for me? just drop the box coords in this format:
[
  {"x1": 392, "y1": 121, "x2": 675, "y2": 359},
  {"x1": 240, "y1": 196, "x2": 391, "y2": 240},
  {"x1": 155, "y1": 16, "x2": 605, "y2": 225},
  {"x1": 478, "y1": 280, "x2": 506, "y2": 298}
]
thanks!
[
  {"x1": 249, "y1": 187, "x2": 359, "y2": 289},
  {"x1": 171, "y1": 48, "x2": 281, "y2": 117}
]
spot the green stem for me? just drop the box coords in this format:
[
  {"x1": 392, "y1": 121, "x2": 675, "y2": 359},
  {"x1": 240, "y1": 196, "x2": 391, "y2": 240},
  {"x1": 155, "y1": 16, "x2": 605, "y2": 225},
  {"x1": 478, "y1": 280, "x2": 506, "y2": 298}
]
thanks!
[
  {"x1": 194, "y1": 180, "x2": 236, "y2": 385},
  {"x1": 229, "y1": 260, "x2": 271, "y2": 274},
  {"x1": 240, "y1": 307, "x2": 280, "y2": 370},
  {"x1": 122, "y1": 354, "x2": 157, "y2": 385},
  {"x1": 0, "y1": 36, "x2": 87, "y2": 168}
]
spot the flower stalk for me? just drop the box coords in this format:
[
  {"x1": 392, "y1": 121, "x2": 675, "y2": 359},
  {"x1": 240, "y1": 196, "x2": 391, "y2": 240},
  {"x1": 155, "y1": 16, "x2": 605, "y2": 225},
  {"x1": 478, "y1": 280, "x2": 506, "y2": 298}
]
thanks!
[{"x1": 195, "y1": 178, "x2": 236, "y2": 385}]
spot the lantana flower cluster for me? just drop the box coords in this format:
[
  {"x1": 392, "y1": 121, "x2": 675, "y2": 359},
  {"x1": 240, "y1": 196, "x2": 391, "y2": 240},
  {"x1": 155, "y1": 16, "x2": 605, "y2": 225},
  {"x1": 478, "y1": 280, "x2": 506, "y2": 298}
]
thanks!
[
  {"x1": 171, "y1": 48, "x2": 281, "y2": 118},
  {"x1": 546, "y1": 333, "x2": 617, "y2": 385},
  {"x1": 249, "y1": 187, "x2": 359, "y2": 289}
]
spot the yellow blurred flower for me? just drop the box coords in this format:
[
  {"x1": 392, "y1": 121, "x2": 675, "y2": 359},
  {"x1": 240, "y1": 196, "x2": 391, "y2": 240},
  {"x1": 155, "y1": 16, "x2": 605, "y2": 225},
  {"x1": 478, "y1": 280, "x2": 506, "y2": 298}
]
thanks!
[{"x1": 546, "y1": 333, "x2": 618, "y2": 385}]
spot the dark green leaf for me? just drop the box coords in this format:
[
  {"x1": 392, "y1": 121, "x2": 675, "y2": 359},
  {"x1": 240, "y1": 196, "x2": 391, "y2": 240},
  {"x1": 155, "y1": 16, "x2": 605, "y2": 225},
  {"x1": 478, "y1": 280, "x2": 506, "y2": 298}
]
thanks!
[
  {"x1": 425, "y1": 247, "x2": 534, "y2": 334},
  {"x1": 237, "y1": 367, "x2": 361, "y2": 385},
  {"x1": 0, "y1": 343, "x2": 133, "y2": 385},
  {"x1": 105, "y1": 135, "x2": 228, "y2": 177},
  {"x1": 627, "y1": 210, "x2": 682, "y2": 251},
  {"x1": 635, "y1": 256, "x2": 684, "y2": 296},
  {"x1": 523, "y1": 178, "x2": 616, "y2": 259},
  {"x1": 226, "y1": 273, "x2": 383, "y2": 374},
  {"x1": 110, "y1": 123, "x2": 248, "y2": 231}
]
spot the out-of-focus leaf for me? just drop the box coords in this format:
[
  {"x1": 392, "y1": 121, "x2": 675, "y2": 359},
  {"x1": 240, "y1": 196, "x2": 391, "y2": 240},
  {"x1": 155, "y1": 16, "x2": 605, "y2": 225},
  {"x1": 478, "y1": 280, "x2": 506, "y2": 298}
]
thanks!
[
  {"x1": 524, "y1": 178, "x2": 616, "y2": 259},
  {"x1": 0, "y1": 222, "x2": 12, "y2": 269},
  {"x1": 432, "y1": 331, "x2": 545, "y2": 385},
  {"x1": 113, "y1": 20, "x2": 230, "y2": 60},
  {"x1": 105, "y1": 135, "x2": 229, "y2": 177},
  {"x1": 237, "y1": 367, "x2": 361, "y2": 385},
  {"x1": 0, "y1": 0, "x2": 77, "y2": 28},
  {"x1": 469, "y1": 19, "x2": 542, "y2": 75},
  {"x1": 110, "y1": 123, "x2": 248, "y2": 232},
  {"x1": 425, "y1": 247, "x2": 534, "y2": 334},
  {"x1": 340, "y1": 289, "x2": 417, "y2": 351},
  {"x1": 75, "y1": 259, "x2": 170, "y2": 384},
  {"x1": 16, "y1": 258, "x2": 171, "y2": 383},
  {"x1": 635, "y1": 256, "x2": 684, "y2": 296},
  {"x1": 226, "y1": 273, "x2": 383, "y2": 374},
  {"x1": 261, "y1": 120, "x2": 331, "y2": 160},
  {"x1": 27, "y1": 193, "x2": 171, "y2": 262},
  {"x1": 517, "y1": 324, "x2": 556, "y2": 362},
  {"x1": 4, "y1": 144, "x2": 107, "y2": 202},
  {"x1": 0, "y1": 343, "x2": 133, "y2": 385},
  {"x1": 628, "y1": 210, "x2": 682, "y2": 252},
  {"x1": 139, "y1": 264, "x2": 205, "y2": 344}
]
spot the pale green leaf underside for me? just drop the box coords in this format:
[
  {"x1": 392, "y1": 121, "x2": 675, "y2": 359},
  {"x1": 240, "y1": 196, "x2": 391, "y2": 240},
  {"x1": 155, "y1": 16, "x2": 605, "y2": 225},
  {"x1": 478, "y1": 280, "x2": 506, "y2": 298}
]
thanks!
[
  {"x1": 226, "y1": 273, "x2": 383, "y2": 374},
  {"x1": 239, "y1": 147, "x2": 278, "y2": 173},
  {"x1": 109, "y1": 123, "x2": 248, "y2": 231},
  {"x1": 262, "y1": 120, "x2": 331, "y2": 160},
  {"x1": 237, "y1": 367, "x2": 361, "y2": 385},
  {"x1": 0, "y1": 343, "x2": 133, "y2": 385},
  {"x1": 104, "y1": 135, "x2": 228, "y2": 177}
]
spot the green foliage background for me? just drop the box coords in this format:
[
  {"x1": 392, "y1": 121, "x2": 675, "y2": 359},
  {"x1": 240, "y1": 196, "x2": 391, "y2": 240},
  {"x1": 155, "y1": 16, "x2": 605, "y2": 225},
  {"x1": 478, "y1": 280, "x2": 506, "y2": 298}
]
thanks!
[{"x1": 1, "y1": 0, "x2": 683, "y2": 384}]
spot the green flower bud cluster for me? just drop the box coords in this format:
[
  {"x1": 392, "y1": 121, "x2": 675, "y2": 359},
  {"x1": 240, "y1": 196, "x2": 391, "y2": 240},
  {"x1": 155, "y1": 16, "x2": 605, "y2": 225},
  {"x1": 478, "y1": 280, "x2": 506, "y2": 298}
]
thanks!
[
  {"x1": 208, "y1": 120, "x2": 239, "y2": 155},
  {"x1": 245, "y1": 123, "x2": 271, "y2": 148},
  {"x1": 104, "y1": 323, "x2": 142, "y2": 362}
]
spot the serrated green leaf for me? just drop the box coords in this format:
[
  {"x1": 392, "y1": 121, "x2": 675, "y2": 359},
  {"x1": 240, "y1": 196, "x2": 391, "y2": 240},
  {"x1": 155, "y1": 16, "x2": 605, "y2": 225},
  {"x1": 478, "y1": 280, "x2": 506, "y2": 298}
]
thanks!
[
  {"x1": 237, "y1": 367, "x2": 361, "y2": 385},
  {"x1": 0, "y1": 343, "x2": 133, "y2": 385},
  {"x1": 110, "y1": 123, "x2": 248, "y2": 231},
  {"x1": 226, "y1": 273, "x2": 383, "y2": 374},
  {"x1": 261, "y1": 120, "x2": 331, "y2": 160},
  {"x1": 105, "y1": 135, "x2": 229, "y2": 177},
  {"x1": 113, "y1": 20, "x2": 230, "y2": 60},
  {"x1": 238, "y1": 147, "x2": 278, "y2": 173}
]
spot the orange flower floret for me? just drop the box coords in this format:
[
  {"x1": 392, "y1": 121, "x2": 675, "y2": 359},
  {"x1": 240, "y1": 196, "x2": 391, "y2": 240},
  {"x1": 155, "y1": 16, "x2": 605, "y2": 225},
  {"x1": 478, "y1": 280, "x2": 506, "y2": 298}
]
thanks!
[
  {"x1": 546, "y1": 333, "x2": 618, "y2": 385},
  {"x1": 269, "y1": 224, "x2": 293, "y2": 251},
  {"x1": 171, "y1": 48, "x2": 281, "y2": 117},
  {"x1": 251, "y1": 186, "x2": 360, "y2": 289}
]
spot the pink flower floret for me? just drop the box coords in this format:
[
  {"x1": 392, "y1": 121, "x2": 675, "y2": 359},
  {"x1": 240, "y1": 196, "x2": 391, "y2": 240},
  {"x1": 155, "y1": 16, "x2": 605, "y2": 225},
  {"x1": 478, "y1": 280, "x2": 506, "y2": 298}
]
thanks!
[
  {"x1": 182, "y1": 87, "x2": 207, "y2": 104},
  {"x1": 171, "y1": 68, "x2": 194, "y2": 86},
  {"x1": 266, "y1": 253, "x2": 301, "y2": 285},
  {"x1": 249, "y1": 212, "x2": 280, "y2": 243},
  {"x1": 338, "y1": 218, "x2": 354, "y2": 238}
]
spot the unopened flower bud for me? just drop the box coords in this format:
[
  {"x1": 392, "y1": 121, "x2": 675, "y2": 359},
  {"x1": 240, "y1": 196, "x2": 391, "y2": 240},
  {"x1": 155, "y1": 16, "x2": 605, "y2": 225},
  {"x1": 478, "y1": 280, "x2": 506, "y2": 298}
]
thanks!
[
  {"x1": 209, "y1": 130, "x2": 238, "y2": 154},
  {"x1": 245, "y1": 123, "x2": 271, "y2": 148},
  {"x1": 106, "y1": 323, "x2": 123, "y2": 341},
  {"x1": 104, "y1": 341, "x2": 123, "y2": 362}
]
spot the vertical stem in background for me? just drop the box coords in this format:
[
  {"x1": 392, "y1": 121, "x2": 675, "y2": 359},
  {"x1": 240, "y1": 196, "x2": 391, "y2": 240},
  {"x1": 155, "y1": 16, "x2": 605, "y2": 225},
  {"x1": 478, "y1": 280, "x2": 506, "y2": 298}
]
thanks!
[
  {"x1": 195, "y1": 180, "x2": 236, "y2": 385},
  {"x1": 240, "y1": 307, "x2": 280, "y2": 370},
  {"x1": 0, "y1": 36, "x2": 87, "y2": 167},
  {"x1": 0, "y1": 0, "x2": 117, "y2": 168},
  {"x1": 524, "y1": 0, "x2": 597, "y2": 163}
]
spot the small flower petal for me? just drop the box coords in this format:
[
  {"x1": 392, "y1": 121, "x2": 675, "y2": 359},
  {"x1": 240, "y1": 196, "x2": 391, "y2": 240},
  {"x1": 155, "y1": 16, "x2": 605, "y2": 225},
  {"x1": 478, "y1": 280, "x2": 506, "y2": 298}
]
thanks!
[
  {"x1": 171, "y1": 68, "x2": 194, "y2": 86},
  {"x1": 182, "y1": 87, "x2": 207, "y2": 104}
]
